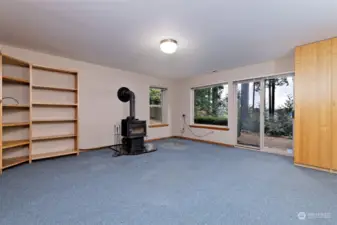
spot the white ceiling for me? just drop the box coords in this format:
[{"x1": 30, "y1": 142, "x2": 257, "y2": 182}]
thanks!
[{"x1": 0, "y1": 0, "x2": 337, "y2": 79}]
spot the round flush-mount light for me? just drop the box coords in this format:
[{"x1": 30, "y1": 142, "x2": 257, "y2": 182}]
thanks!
[{"x1": 160, "y1": 39, "x2": 178, "y2": 54}]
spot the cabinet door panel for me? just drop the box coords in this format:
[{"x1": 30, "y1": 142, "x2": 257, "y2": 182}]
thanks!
[
  {"x1": 332, "y1": 38, "x2": 337, "y2": 170},
  {"x1": 294, "y1": 40, "x2": 332, "y2": 169}
]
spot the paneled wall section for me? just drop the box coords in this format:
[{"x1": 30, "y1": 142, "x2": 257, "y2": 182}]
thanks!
[{"x1": 295, "y1": 37, "x2": 337, "y2": 171}]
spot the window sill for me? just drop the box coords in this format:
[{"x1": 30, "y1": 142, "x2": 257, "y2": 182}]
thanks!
[
  {"x1": 149, "y1": 124, "x2": 169, "y2": 128},
  {"x1": 189, "y1": 124, "x2": 229, "y2": 131}
]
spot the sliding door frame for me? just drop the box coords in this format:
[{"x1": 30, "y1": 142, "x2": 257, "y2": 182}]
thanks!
[
  {"x1": 261, "y1": 73, "x2": 295, "y2": 155},
  {"x1": 234, "y1": 72, "x2": 295, "y2": 154},
  {"x1": 260, "y1": 79, "x2": 265, "y2": 150},
  {"x1": 233, "y1": 78, "x2": 263, "y2": 150}
]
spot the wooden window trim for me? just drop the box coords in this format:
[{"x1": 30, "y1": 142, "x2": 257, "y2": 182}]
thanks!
[
  {"x1": 149, "y1": 124, "x2": 169, "y2": 128},
  {"x1": 189, "y1": 124, "x2": 229, "y2": 131}
]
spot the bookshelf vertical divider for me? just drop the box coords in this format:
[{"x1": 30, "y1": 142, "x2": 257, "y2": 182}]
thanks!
[
  {"x1": 0, "y1": 53, "x2": 3, "y2": 175},
  {"x1": 75, "y1": 73, "x2": 79, "y2": 155},
  {"x1": 1, "y1": 53, "x2": 79, "y2": 174},
  {"x1": 29, "y1": 64, "x2": 33, "y2": 163}
]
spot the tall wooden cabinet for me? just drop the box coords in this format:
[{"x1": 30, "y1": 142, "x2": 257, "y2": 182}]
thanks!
[{"x1": 295, "y1": 38, "x2": 337, "y2": 172}]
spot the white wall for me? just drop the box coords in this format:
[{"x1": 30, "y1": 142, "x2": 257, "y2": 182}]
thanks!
[
  {"x1": 172, "y1": 55, "x2": 295, "y2": 145},
  {"x1": 0, "y1": 43, "x2": 295, "y2": 149},
  {"x1": 0, "y1": 44, "x2": 174, "y2": 149}
]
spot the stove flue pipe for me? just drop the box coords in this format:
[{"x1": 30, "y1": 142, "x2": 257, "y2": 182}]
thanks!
[
  {"x1": 117, "y1": 87, "x2": 136, "y2": 118},
  {"x1": 129, "y1": 91, "x2": 135, "y2": 118}
]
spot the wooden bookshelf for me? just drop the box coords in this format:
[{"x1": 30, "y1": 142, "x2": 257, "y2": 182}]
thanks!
[
  {"x1": 0, "y1": 53, "x2": 79, "y2": 174},
  {"x1": 31, "y1": 64, "x2": 79, "y2": 162},
  {"x1": 1, "y1": 53, "x2": 31, "y2": 174}
]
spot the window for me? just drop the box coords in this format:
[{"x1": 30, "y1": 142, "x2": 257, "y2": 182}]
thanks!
[
  {"x1": 193, "y1": 83, "x2": 228, "y2": 126},
  {"x1": 149, "y1": 87, "x2": 166, "y2": 125}
]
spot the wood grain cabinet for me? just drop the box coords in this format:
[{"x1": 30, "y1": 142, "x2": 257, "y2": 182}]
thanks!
[
  {"x1": 295, "y1": 37, "x2": 337, "y2": 172},
  {"x1": 332, "y1": 38, "x2": 337, "y2": 171}
]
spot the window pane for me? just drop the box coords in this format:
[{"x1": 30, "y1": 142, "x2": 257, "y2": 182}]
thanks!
[
  {"x1": 149, "y1": 88, "x2": 163, "y2": 124},
  {"x1": 194, "y1": 84, "x2": 228, "y2": 126}
]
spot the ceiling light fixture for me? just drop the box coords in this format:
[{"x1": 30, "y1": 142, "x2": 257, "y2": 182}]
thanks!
[{"x1": 160, "y1": 39, "x2": 178, "y2": 54}]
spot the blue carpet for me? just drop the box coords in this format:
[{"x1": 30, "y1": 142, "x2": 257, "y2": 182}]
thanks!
[{"x1": 1, "y1": 139, "x2": 337, "y2": 225}]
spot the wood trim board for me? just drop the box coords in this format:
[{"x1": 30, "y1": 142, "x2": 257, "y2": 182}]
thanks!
[
  {"x1": 80, "y1": 145, "x2": 112, "y2": 152},
  {"x1": 145, "y1": 137, "x2": 172, "y2": 142},
  {"x1": 148, "y1": 124, "x2": 169, "y2": 128},
  {"x1": 80, "y1": 137, "x2": 172, "y2": 152},
  {"x1": 189, "y1": 124, "x2": 230, "y2": 131},
  {"x1": 172, "y1": 136, "x2": 234, "y2": 147},
  {"x1": 294, "y1": 163, "x2": 337, "y2": 174}
]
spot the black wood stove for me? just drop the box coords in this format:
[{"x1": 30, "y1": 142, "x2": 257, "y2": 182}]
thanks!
[{"x1": 117, "y1": 87, "x2": 148, "y2": 155}]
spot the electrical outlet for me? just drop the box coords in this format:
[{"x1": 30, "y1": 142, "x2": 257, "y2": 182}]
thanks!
[{"x1": 182, "y1": 114, "x2": 186, "y2": 118}]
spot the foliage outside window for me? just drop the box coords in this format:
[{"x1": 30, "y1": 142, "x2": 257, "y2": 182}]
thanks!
[
  {"x1": 149, "y1": 87, "x2": 165, "y2": 124},
  {"x1": 264, "y1": 78, "x2": 293, "y2": 138},
  {"x1": 237, "y1": 77, "x2": 294, "y2": 139},
  {"x1": 194, "y1": 84, "x2": 228, "y2": 126}
]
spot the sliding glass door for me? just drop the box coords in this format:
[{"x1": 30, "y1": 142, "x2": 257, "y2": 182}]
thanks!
[
  {"x1": 264, "y1": 76, "x2": 294, "y2": 155},
  {"x1": 236, "y1": 74, "x2": 294, "y2": 155},
  {"x1": 237, "y1": 81, "x2": 261, "y2": 148}
]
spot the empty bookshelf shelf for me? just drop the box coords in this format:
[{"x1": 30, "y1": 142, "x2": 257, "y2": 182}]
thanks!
[
  {"x1": 2, "y1": 76, "x2": 30, "y2": 84},
  {"x1": 32, "y1": 103, "x2": 77, "y2": 107},
  {"x1": 2, "y1": 156, "x2": 29, "y2": 169},
  {"x1": 2, "y1": 122, "x2": 30, "y2": 127},
  {"x1": 32, "y1": 85, "x2": 77, "y2": 92},
  {"x1": 33, "y1": 65, "x2": 77, "y2": 75},
  {"x1": 3, "y1": 140, "x2": 30, "y2": 150},
  {"x1": 3, "y1": 105, "x2": 30, "y2": 109},
  {"x1": 33, "y1": 119, "x2": 76, "y2": 123},
  {"x1": 32, "y1": 134, "x2": 76, "y2": 141},
  {"x1": 32, "y1": 150, "x2": 77, "y2": 161},
  {"x1": 2, "y1": 54, "x2": 29, "y2": 67}
]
